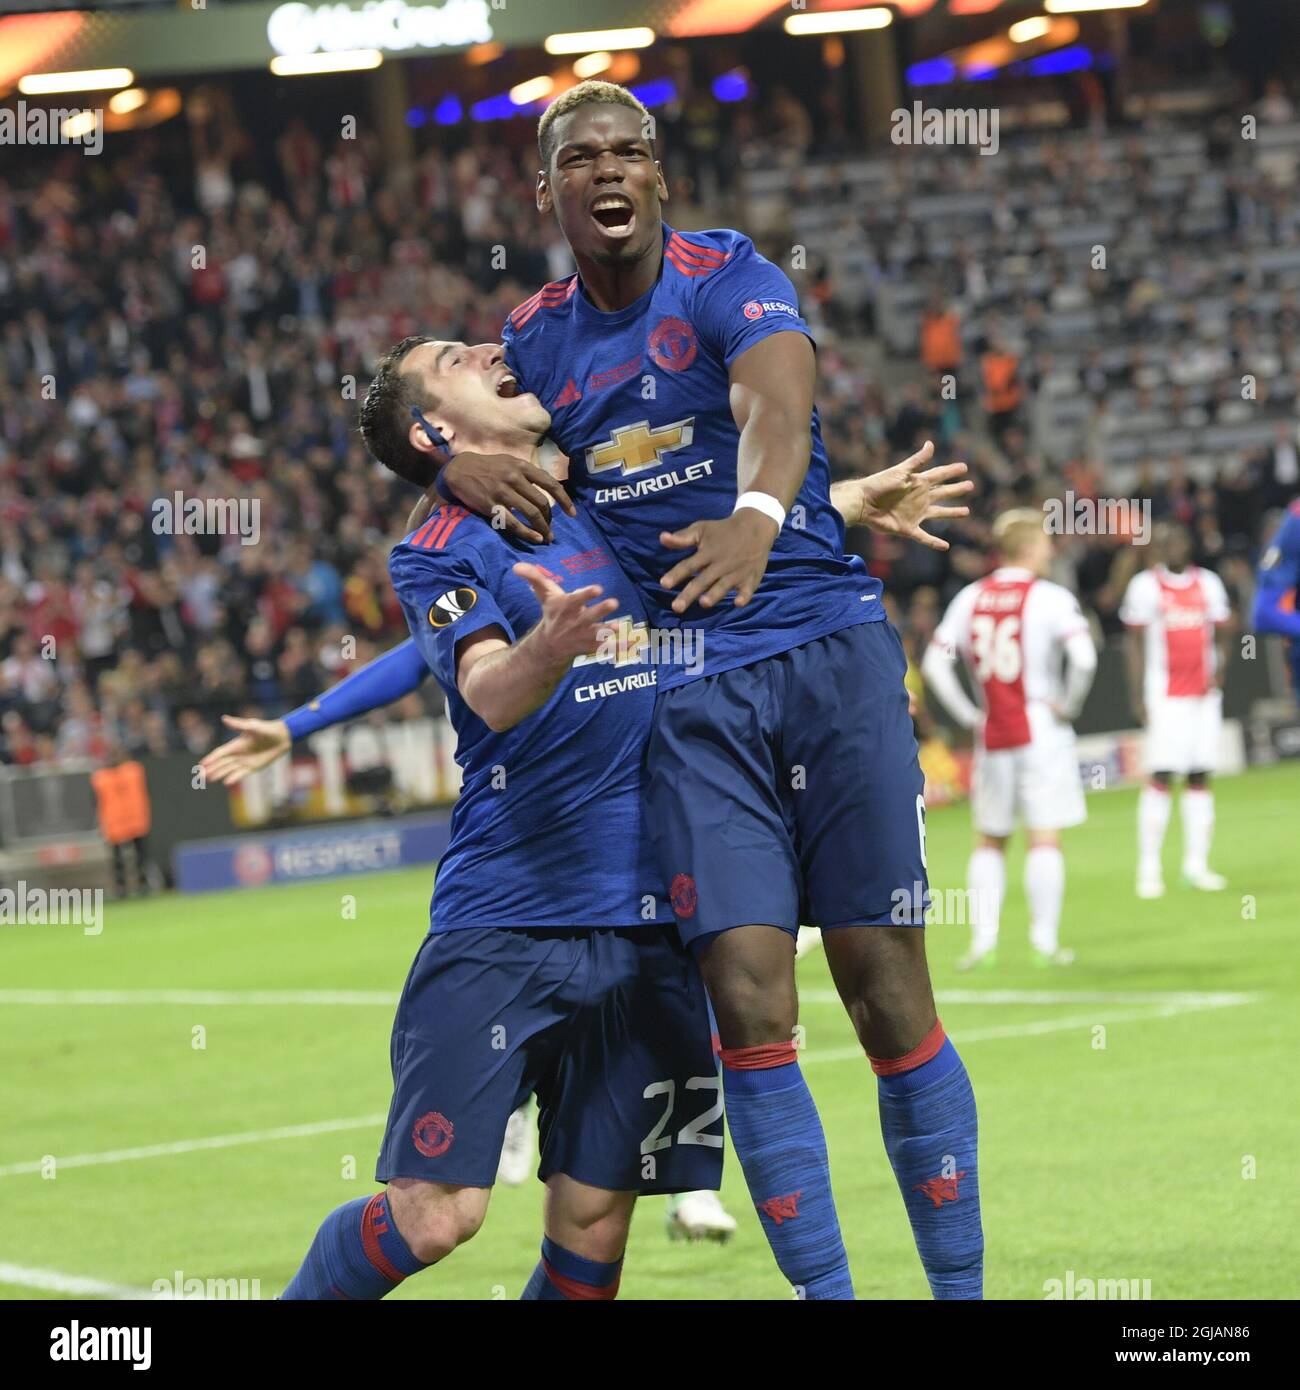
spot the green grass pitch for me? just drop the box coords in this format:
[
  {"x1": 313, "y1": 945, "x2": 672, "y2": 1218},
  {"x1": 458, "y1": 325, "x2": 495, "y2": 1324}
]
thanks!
[{"x1": 2, "y1": 765, "x2": 1296, "y2": 1300}]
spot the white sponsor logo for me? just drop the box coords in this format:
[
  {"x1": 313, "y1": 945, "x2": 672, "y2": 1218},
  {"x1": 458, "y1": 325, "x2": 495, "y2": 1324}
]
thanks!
[
  {"x1": 574, "y1": 670, "x2": 658, "y2": 702},
  {"x1": 594, "y1": 459, "x2": 714, "y2": 505}
]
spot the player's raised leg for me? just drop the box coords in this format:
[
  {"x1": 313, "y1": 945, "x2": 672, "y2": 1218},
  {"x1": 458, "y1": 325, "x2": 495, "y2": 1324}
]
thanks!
[
  {"x1": 792, "y1": 622, "x2": 983, "y2": 1299},
  {"x1": 695, "y1": 925, "x2": 854, "y2": 1299},
  {"x1": 822, "y1": 928, "x2": 983, "y2": 1299},
  {"x1": 649, "y1": 669, "x2": 854, "y2": 1300}
]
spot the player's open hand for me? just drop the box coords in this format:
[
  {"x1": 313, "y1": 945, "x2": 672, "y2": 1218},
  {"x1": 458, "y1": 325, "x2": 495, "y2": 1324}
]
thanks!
[
  {"x1": 439, "y1": 451, "x2": 575, "y2": 544},
  {"x1": 837, "y1": 441, "x2": 973, "y2": 550},
  {"x1": 659, "y1": 509, "x2": 777, "y2": 613},
  {"x1": 199, "y1": 715, "x2": 292, "y2": 786},
  {"x1": 513, "y1": 562, "x2": 620, "y2": 664}
]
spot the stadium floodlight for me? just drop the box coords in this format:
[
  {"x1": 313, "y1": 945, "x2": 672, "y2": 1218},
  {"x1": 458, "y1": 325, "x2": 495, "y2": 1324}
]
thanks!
[
  {"x1": 61, "y1": 110, "x2": 99, "y2": 140},
  {"x1": 108, "y1": 88, "x2": 148, "y2": 115},
  {"x1": 19, "y1": 67, "x2": 133, "y2": 95},
  {"x1": 572, "y1": 52, "x2": 613, "y2": 79},
  {"x1": 509, "y1": 76, "x2": 555, "y2": 106},
  {"x1": 269, "y1": 49, "x2": 383, "y2": 75},
  {"x1": 784, "y1": 8, "x2": 893, "y2": 36},
  {"x1": 1009, "y1": 16, "x2": 1053, "y2": 42},
  {"x1": 1045, "y1": 0, "x2": 1147, "y2": 11},
  {"x1": 544, "y1": 28, "x2": 654, "y2": 55}
]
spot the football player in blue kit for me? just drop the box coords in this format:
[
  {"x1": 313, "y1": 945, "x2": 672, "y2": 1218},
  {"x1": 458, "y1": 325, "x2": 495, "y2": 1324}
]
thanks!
[
  {"x1": 274, "y1": 335, "x2": 725, "y2": 1300},
  {"x1": 1254, "y1": 499, "x2": 1300, "y2": 699},
  {"x1": 434, "y1": 81, "x2": 984, "y2": 1299},
  {"x1": 206, "y1": 332, "x2": 970, "y2": 1297}
]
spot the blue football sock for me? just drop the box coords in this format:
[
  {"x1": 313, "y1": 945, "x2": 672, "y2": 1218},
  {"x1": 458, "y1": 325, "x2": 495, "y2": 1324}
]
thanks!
[
  {"x1": 280, "y1": 1192, "x2": 429, "y2": 1300},
  {"x1": 873, "y1": 1022, "x2": 983, "y2": 1300},
  {"x1": 721, "y1": 1044, "x2": 854, "y2": 1300},
  {"x1": 521, "y1": 1236, "x2": 622, "y2": 1300}
]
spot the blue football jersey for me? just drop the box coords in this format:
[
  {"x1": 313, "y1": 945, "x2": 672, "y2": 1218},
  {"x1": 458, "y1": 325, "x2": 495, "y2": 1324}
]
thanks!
[
  {"x1": 501, "y1": 223, "x2": 884, "y2": 690},
  {"x1": 1256, "y1": 500, "x2": 1300, "y2": 599},
  {"x1": 389, "y1": 501, "x2": 671, "y2": 930}
]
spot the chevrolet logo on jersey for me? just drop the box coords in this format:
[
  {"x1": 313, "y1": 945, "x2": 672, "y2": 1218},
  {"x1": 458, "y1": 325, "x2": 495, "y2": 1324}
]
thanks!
[
  {"x1": 572, "y1": 615, "x2": 650, "y2": 668},
  {"x1": 586, "y1": 419, "x2": 694, "y2": 476}
]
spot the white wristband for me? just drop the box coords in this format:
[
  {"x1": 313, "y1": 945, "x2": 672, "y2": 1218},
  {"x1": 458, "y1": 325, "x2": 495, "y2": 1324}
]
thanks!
[{"x1": 734, "y1": 491, "x2": 786, "y2": 531}]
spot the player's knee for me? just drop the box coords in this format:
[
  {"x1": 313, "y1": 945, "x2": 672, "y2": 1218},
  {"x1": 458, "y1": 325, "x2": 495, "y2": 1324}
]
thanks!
[
  {"x1": 387, "y1": 1180, "x2": 487, "y2": 1264},
  {"x1": 1187, "y1": 771, "x2": 1210, "y2": 788},
  {"x1": 545, "y1": 1176, "x2": 634, "y2": 1264},
  {"x1": 698, "y1": 928, "x2": 797, "y2": 1044}
]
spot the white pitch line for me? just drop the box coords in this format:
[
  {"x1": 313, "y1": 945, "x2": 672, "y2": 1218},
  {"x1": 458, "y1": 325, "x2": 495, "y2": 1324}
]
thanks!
[
  {"x1": 798, "y1": 988, "x2": 1259, "y2": 1009},
  {"x1": 0, "y1": 989, "x2": 396, "y2": 1006},
  {"x1": 802, "y1": 995, "x2": 1257, "y2": 1065},
  {"x1": 0, "y1": 1113, "x2": 388, "y2": 1179},
  {"x1": 0, "y1": 1263, "x2": 159, "y2": 1299},
  {"x1": 0, "y1": 987, "x2": 1260, "y2": 1009}
]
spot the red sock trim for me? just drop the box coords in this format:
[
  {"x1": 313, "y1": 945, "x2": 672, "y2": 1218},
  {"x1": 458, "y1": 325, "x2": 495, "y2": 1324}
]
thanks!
[
  {"x1": 719, "y1": 1041, "x2": 798, "y2": 1071},
  {"x1": 543, "y1": 1261, "x2": 621, "y2": 1300},
  {"x1": 1146, "y1": 781, "x2": 1170, "y2": 794},
  {"x1": 869, "y1": 1019, "x2": 946, "y2": 1077},
  {"x1": 360, "y1": 1193, "x2": 406, "y2": 1285}
]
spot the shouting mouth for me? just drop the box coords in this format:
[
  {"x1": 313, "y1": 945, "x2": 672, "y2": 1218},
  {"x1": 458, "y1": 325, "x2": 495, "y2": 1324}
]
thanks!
[
  {"x1": 496, "y1": 372, "x2": 519, "y2": 399},
  {"x1": 590, "y1": 194, "x2": 636, "y2": 239}
]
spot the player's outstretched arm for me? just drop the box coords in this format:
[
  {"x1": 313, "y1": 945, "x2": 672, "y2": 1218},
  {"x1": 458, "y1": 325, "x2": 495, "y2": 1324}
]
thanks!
[
  {"x1": 456, "y1": 563, "x2": 618, "y2": 732},
  {"x1": 198, "y1": 640, "x2": 430, "y2": 785},
  {"x1": 1123, "y1": 628, "x2": 1147, "y2": 727},
  {"x1": 660, "y1": 332, "x2": 814, "y2": 613},
  {"x1": 831, "y1": 441, "x2": 972, "y2": 550}
]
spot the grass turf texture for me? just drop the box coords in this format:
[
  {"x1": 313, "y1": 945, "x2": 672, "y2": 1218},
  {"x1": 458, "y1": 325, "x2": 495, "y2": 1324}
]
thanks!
[{"x1": 1, "y1": 765, "x2": 1296, "y2": 1300}]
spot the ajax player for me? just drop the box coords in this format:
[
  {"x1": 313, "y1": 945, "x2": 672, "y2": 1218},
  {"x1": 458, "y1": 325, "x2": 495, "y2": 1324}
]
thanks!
[
  {"x1": 922, "y1": 509, "x2": 1097, "y2": 970},
  {"x1": 1121, "y1": 522, "x2": 1232, "y2": 897}
]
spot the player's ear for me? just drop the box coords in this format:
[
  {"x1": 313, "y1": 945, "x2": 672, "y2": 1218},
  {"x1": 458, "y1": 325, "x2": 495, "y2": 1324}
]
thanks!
[
  {"x1": 409, "y1": 417, "x2": 454, "y2": 455},
  {"x1": 655, "y1": 161, "x2": 669, "y2": 204},
  {"x1": 536, "y1": 170, "x2": 551, "y2": 215}
]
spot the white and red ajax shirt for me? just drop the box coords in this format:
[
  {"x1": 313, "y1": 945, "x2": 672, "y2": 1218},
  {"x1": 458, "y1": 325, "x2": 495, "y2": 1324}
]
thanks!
[
  {"x1": 1120, "y1": 564, "x2": 1231, "y2": 703},
  {"x1": 934, "y1": 567, "x2": 1090, "y2": 750}
]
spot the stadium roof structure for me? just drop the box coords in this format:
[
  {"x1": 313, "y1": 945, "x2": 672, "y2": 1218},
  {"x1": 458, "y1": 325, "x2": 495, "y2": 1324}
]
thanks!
[{"x1": 0, "y1": 0, "x2": 891, "y2": 88}]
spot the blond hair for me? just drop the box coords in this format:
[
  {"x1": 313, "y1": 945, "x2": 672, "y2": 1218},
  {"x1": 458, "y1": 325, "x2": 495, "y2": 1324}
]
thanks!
[
  {"x1": 537, "y1": 80, "x2": 652, "y2": 167},
  {"x1": 992, "y1": 508, "x2": 1047, "y2": 562}
]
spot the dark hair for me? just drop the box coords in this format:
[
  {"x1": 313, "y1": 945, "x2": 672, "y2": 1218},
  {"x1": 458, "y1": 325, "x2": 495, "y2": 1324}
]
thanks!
[
  {"x1": 358, "y1": 334, "x2": 438, "y2": 486},
  {"x1": 537, "y1": 80, "x2": 653, "y2": 170}
]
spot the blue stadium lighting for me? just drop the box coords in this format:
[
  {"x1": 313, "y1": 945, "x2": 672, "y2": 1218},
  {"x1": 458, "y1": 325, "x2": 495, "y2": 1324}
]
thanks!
[
  {"x1": 628, "y1": 79, "x2": 677, "y2": 108},
  {"x1": 433, "y1": 94, "x2": 463, "y2": 125},
  {"x1": 471, "y1": 93, "x2": 518, "y2": 121},
  {"x1": 965, "y1": 67, "x2": 999, "y2": 82},
  {"x1": 405, "y1": 107, "x2": 427, "y2": 129},
  {"x1": 906, "y1": 58, "x2": 957, "y2": 87},
  {"x1": 712, "y1": 70, "x2": 749, "y2": 103},
  {"x1": 1026, "y1": 45, "x2": 1093, "y2": 77}
]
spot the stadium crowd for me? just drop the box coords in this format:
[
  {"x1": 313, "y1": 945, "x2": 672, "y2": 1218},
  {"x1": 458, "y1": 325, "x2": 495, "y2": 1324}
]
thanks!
[{"x1": 2, "y1": 76, "x2": 1297, "y2": 767}]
